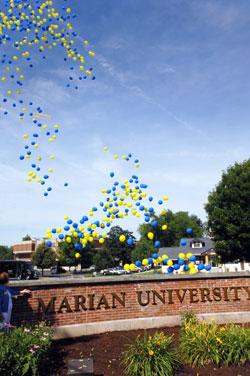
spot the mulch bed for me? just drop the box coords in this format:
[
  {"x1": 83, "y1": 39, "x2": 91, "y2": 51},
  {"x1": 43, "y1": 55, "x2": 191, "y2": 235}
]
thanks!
[{"x1": 50, "y1": 326, "x2": 250, "y2": 376}]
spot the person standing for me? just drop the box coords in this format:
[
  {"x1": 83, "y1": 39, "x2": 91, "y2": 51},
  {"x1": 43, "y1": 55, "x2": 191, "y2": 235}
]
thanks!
[{"x1": 0, "y1": 272, "x2": 30, "y2": 333}]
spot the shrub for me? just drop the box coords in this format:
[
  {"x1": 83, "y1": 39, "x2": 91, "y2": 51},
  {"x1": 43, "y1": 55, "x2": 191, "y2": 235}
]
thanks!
[
  {"x1": 219, "y1": 323, "x2": 250, "y2": 366},
  {"x1": 180, "y1": 318, "x2": 222, "y2": 367},
  {"x1": 121, "y1": 331, "x2": 181, "y2": 376},
  {"x1": 180, "y1": 317, "x2": 250, "y2": 368},
  {"x1": 0, "y1": 322, "x2": 54, "y2": 376}
]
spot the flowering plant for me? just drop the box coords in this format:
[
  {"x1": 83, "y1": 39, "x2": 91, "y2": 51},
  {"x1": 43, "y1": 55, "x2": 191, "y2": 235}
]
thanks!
[
  {"x1": 121, "y1": 331, "x2": 181, "y2": 376},
  {"x1": 0, "y1": 322, "x2": 54, "y2": 376}
]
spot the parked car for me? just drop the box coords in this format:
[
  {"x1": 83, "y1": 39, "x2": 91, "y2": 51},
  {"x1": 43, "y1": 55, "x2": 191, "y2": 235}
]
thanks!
[
  {"x1": 89, "y1": 265, "x2": 96, "y2": 272},
  {"x1": 100, "y1": 267, "x2": 131, "y2": 276},
  {"x1": 100, "y1": 268, "x2": 115, "y2": 276},
  {"x1": 50, "y1": 266, "x2": 67, "y2": 274},
  {"x1": 113, "y1": 267, "x2": 131, "y2": 275}
]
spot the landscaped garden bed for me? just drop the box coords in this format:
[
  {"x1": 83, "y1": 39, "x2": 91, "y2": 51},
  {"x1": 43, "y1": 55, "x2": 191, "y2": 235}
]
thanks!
[
  {"x1": 2, "y1": 317, "x2": 250, "y2": 375},
  {"x1": 49, "y1": 319, "x2": 250, "y2": 375}
]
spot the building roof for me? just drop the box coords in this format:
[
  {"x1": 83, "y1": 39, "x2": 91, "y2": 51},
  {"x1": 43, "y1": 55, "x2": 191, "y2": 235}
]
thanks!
[{"x1": 158, "y1": 237, "x2": 215, "y2": 260}]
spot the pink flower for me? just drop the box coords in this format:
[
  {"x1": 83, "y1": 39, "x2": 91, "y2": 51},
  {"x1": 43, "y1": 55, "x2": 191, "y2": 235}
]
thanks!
[
  {"x1": 41, "y1": 337, "x2": 46, "y2": 341},
  {"x1": 29, "y1": 349, "x2": 35, "y2": 354},
  {"x1": 24, "y1": 328, "x2": 30, "y2": 332},
  {"x1": 43, "y1": 332, "x2": 49, "y2": 336},
  {"x1": 34, "y1": 345, "x2": 40, "y2": 349}
]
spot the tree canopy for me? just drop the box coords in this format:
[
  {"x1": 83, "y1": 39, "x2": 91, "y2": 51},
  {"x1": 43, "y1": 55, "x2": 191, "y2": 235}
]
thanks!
[
  {"x1": 32, "y1": 243, "x2": 56, "y2": 275},
  {"x1": 205, "y1": 159, "x2": 250, "y2": 262},
  {"x1": 0, "y1": 245, "x2": 13, "y2": 260},
  {"x1": 131, "y1": 210, "x2": 203, "y2": 262},
  {"x1": 57, "y1": 236, "x2": 95, "y2": 269},
  {"x1": 103, "y1": 225, "x2": 136, "y2": 265},
  {"x1": 22, "y1": 234, "x2": 32, "y2": 241}
]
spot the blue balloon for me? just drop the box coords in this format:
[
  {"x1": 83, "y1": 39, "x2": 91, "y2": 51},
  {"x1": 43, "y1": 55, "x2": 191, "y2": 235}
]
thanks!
[
  {"x1": 149, "y1": 196, "x2": 153, "y2": 201},
  {"x1": 44, "y1": 193, "x2": 48, "y2": 197},
  {"x1": 43, "y1": 175, "x2": 49, "y2": 179},
  {"x1": 58, "y1": 234, "x2": 64, "y2": 240},
  {"x1": 180, "y1": 240, "x2": 186, "y2": 246},
  {"x1": 168, "y1": 266, "x2": 174, "y2": 273},
  {"x1": 46, "y1": 241, "x2": 52, "y2": 247},
  {"x1": 154, "y1": 240, "x2": 160, "y2": 248},
  {"x1": 174, "y1": 263, "x2": 180, "y2": 270},
  {"x1": 151, "y1": 220, "x2": 158, "y2": 227},
  {"x1": 67, "y1": 219, "x2": 73, "y2": 224},
  {"x1": 127, "y1": 238, "x2": 134, "y2": 246},
  {"x1": 152, "y1": 253, "x2": 158, "y2": 260},
  {"x1": 163, "y1": 258, "x2": 169, "y2": 265},
  {"x1": 145, "y1": 217, "x2": 150, "y2": 222},
  {"x1": 135, "y1": 260, "x2": 142, "y2": 267},
  {"x1": 110, "y1": 172, "x2": 114, "y2": 177},
  {"x1": 184, "y1": 265, "x2": 190, "y2": 272},
  {"x1": 178, "y1": 259, "x2": 185, "y2": 266},
  {"x1": 148, "y1": 257, "x2": 153, "y2": 264},
  {"x1": 186, "y1": 228, "x2": 192, "y2": 234},
  {"x1": 52, "y1": 228, "x2": 56, "y2": 233},
  {"x1": 158, "y1": 200, "x2": 163, "y2": 205},
  {"x1": 64, "y1": 183, "x2": 68, "y2": 187},
  {"x1": 198, "y1": 263, "x2": 204, "y2": 271},
  {"x1": 190, "y1": 255, "x2": 196, "y2": 262},
  {"x1": 19, "y1": 155, "x2": 24, "y2": 160},
  {"x1": 205, "y1": 265, "x2": 211, "y2": 271}
]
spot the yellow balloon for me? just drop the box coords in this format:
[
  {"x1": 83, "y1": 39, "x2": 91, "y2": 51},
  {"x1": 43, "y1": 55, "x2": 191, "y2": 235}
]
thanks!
[
  {"x1": 119, "y1": 235, "x2": 126, "y2": 242},
  {"x1": 75, "y1": 253, "x2": 80, "y2": 258},
  {"x1": 157, "y1": 257, "x2": 162, "y2": 263},
  {"x1": 189, "y1": 263, "x2": 194, "y2": 269},
  {"x1": 99, "y1": 238, "x2": 104, "y2": 244},
  {"x1": 162, "y1": 224, "x2": 167, "y2": 230},
  {"x1": 186, "y1": 253, "x2": 193, "y2": 259},
  {"x1": 104, "y1": 147, "x2": 108, "y2": 151},
  {"x1": 147, "y1": 232, "x2": 154, "y2": 240},
  {"x1": 167, "y1": 259, "x2": 173, "y2": 266},
  {"x1": 142, "y1": 259, "x2": 148, "y2": 266},
  {"x1": 179, "y1": 253, "x2": 185, "y2": 260},
  {"x1": 190, "y1": 268, "x2": 197, "y2": 274},
  {"x1": 124, "y1": 264, "x2": 130, "y2": 271},
  {"x1": 66, "y1": 237, "x2": 71, "y2": 243},
  {"x1": 130, "y1": 263, "x2": 136, "y2": 271},
  {"x1": 162, "y1": 254, "x2": 168, "y2": 260}
]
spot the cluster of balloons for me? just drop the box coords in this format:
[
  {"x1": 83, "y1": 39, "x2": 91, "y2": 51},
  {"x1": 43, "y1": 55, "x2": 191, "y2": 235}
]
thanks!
[
  {"x1": 45, "y1": 153, "x2": 170, "y2": 256},
  {"x1": 124, "y1": 228, "x2": 211, "y2": 274},
  {"x1": 0, "y1": 0, "x2": 95, "y2": 195}
]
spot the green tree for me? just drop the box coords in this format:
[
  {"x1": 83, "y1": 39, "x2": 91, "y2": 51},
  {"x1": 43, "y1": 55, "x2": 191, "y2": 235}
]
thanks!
[
  {"x1": 93, "y1": 247, "x2": 114, "y2": 270},
  {"x1": 131, "y1": 238, "x2": 153, "y2": 262},
  {"x1": 205, "y1": 159, "x2": 250, "y2": 262},
  {"x1": 57, "y1": 236, "x2": 95, "y2": 270},
  {"x1": 0, "y1": 245, "x2": 13, "y2": 260},
  {"x1": 22, "y1": 234, "x2": 32, "y2": 241},
  {"x1": 104, "y1": 226, "x2": 136, "y2": 265},
  {"x1": 134, "y1": 210, "x2": 203, "y2": 260},
  {"x1": 32, "y1": 243, "x2": 56, "y2": 276}
]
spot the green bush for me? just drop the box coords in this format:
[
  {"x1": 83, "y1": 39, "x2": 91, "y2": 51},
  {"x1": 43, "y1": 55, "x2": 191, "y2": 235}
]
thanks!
[
  {"x1": 121, "y1": 331, "x2": 181, "y2": 376},
  {"x1": 180, "y1": 318, "x2": 222, "y2": 367},
  {"x1": 0, "y1": 322, "x2": 54, "y2": 376},
  {"x1": 180, "y1": 317, "x2": 250, "y2": 368},
  {"x1": 220, "y1": 323, "x2": 250, "y2": 366}
]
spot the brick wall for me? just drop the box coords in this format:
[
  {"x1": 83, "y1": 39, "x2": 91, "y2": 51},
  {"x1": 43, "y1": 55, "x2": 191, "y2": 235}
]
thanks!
[{"x1": 10, "y1": 273, "x2": 250, "y2": 328}]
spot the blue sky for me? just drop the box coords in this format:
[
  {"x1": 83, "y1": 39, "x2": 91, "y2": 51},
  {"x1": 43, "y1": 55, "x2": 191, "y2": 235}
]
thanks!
[{"x1": 0, "y1": 0, "x2": 250, "y2": 246}]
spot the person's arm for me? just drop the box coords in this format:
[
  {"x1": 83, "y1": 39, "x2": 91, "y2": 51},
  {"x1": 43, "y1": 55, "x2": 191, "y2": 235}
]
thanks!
[{"x1": 8, "y1": 287, "x2": 31, "y2": 296}]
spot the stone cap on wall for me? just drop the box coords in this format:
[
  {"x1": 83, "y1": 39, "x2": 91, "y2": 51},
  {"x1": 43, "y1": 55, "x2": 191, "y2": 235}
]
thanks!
[{"x1": 9, "y1": 271, "x2": 250, "y2": 289}]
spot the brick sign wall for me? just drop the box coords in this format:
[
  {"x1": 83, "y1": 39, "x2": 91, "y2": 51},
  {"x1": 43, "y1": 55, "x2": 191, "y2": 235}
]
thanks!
[{"x1": 10, "y1": 273, "x2": 250, "y2": 333}]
